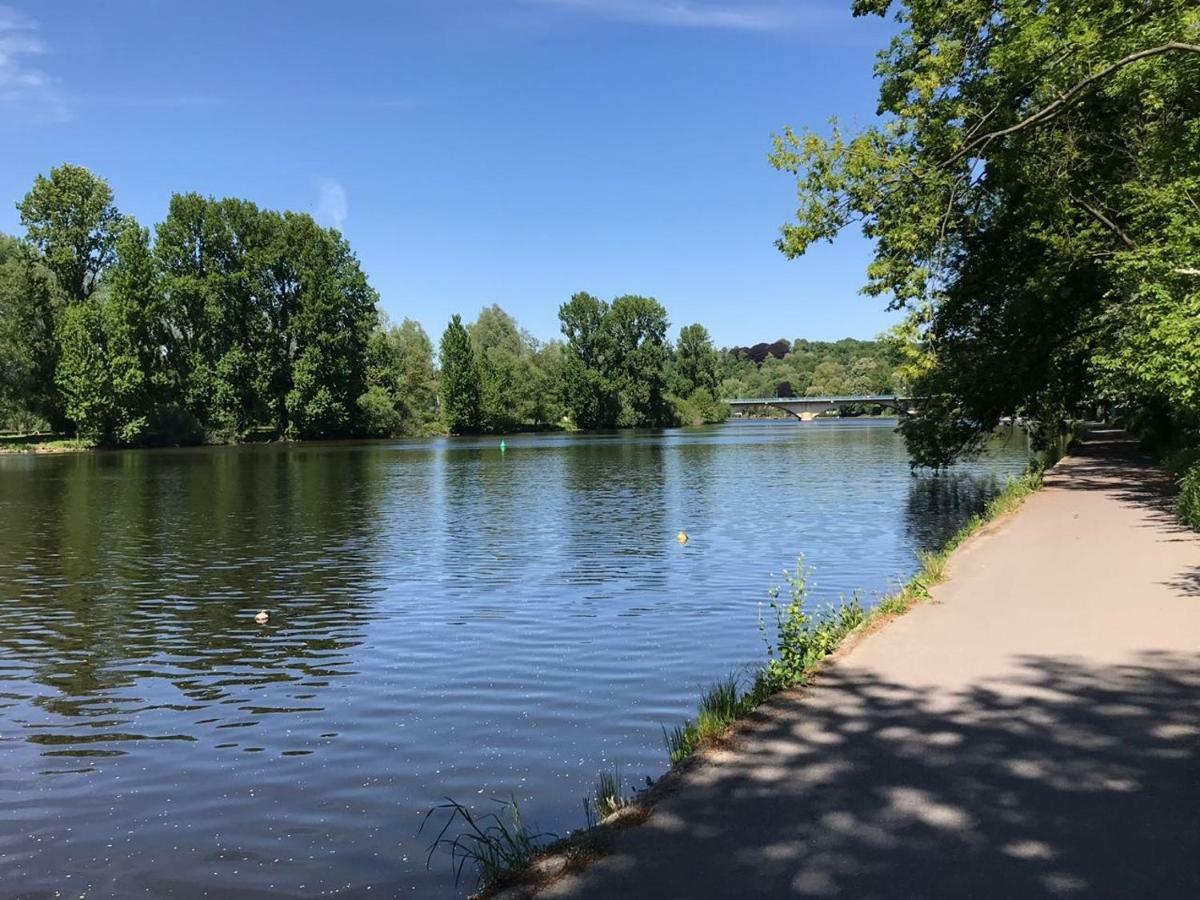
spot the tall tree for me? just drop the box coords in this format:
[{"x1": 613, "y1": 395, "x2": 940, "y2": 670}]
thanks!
[
  {"x1": 56, "y1": 222, "x2": 171, "y2": 444},
  {"x1": 361, "y1": 316, "x2": 439, "y2": 436},
  {"x1": 284, "y1": 216, "x2": 378, "y2": 438},
  {"x1": 469, "y1": 304, "x2": 527, "y2": 432},
  {"x1": 608, "y1": 294, "x2": 673, "y2": 428},
  {"x1": 17, "y1": 164, "x2": 123, "y2": 303},
  {"x1": 439, "y1": 314, "x2": 481, "y2": 434},
  {"x1": 672, "y1": 323, "x2": 720, "y2": 396},
  {"x1": 559, "y1": 291, "x2": 618, "y2": 429},
  {"x1": 771, "y1": 0, "x2": 1200, "y2": 466},
  {"x1": 0, "y1": 235, "x2": 67, "y2": 430},
  {"x1": 155, "y1": 192, "x2": 247, "y2": 437},
  {"x1": 527, "y1": 339, "x2": 565, "y2": 427},
  {"x1": 670, "y1": 323, "x2": 729, "y2": 425}
]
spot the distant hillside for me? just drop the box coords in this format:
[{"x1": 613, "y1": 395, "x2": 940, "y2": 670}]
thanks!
[{"x1": 719, "y1": 337, "x2": 903, "y2": 399}]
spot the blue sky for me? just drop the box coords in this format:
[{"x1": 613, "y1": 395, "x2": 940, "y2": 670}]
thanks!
[{"x1": 0, "y1": 1, "x2": 897, "y2": 346}]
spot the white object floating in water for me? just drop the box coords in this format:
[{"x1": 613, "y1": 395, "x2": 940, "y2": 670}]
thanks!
[
  {"x1": 255, "y1": 610, "x2": 270, "y2": 625},
  {"x1": 676, "y1": 531, "x2": 689, "y2": 545}
]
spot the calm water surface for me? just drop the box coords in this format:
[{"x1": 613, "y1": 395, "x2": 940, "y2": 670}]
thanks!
[{"x1": 0, "y1": 420, "x2": 1031, "y2": 898}]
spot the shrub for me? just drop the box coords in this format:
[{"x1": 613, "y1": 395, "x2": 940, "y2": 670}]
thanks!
[{"x1": 1178, "y1": 464, "x2": 1200, "y2": 531}]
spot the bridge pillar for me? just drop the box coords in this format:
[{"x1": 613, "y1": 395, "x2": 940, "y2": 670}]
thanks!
[{"x1": 797, "y1": 411, "x2": 817, "y2": 422}]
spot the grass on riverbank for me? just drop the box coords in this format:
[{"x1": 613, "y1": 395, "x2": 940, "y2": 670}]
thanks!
[
  {"x1": 0, "y1": 433, "x2": 96, "y2": 454},
  {"x1": 429, "y1": 462, "x2": 1047, "y2": 898}
]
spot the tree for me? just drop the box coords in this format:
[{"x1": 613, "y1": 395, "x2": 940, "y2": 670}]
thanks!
[
  {"x1": 56, "y1": 222, "x2": 174, "y2": 444},
  {"x1": 155, "y1": 195, "x2": 376, "y2": 440},
  {"x1": 806, "y1": 360, "x2": 849, "y2": 397},
  {"x1": 469, "y1": 305, "x2": 527, "y2": 432},
  {"x1": 361, "y1": 316, "x2": 439, "y2": 436},
  {"x1": 771, "y1": 0, "x2": 1200, "y2": 466},
  {"x1": 17, "y1": 164, "x2": 124, "y2": 303},
  {"x1": 602, "y1": 294, "x2": 673, "y2": 428},
  {"x1": 392, "y1": 318, "x2": 439, "y2": 431},
  {"x1": 439, "y1": 314, "x2": 481, "y2": 434},
  {"x1": 669, "y1": 323, "x2": 729, "y2": 424},
  {"x1": 559, "y1": 292, "x2": 618, "y2": 429},
  {"x1": 0, "y1": 235, "x2": 67, "y2": 430},
  {"x1": 528, "y1": 340, "x2": 564, "y2": 427},
  {"x1": 672, "y1": 323, "x2": 720, "y2": 396},
  {"x1": 283, "y1": 217, "x2": 377, "y2": 439},
  {"x1": 155, "y1": 192, "x2": 251, "y2": 437}
]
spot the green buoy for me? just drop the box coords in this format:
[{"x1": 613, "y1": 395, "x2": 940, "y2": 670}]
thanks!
[{"x1": 499, "y1": 440, "x2": 507, "y2": 453}]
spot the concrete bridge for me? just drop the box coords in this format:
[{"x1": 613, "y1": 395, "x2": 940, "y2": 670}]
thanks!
[{"x1": 726, "y1": 395, "x2": 914, "y2": 421}]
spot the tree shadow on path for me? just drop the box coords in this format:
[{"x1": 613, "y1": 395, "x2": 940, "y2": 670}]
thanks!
[{"x1": 560, "y1": 652, "x2": 1199, "y2": 899}]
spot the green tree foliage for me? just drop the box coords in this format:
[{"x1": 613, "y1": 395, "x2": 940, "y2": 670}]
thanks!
[
  {"x1": 718, "y1": 338, "x2": 900, "y2": 402},
  {"x1": 17, "y1": 164, "x2": 124, "y2": 303},
  {"x1": 154, "y1": 194, "x2": 261, "y2": 438},
  {"x1": 153, "y1": 194, "x2": 377, "y2": 441},
  {"x1": 669, "y1": 323, "x2": 729, "y2": 425},
  {"x1": 282, "y1": 218, "x2": 377, "y2": 439},
  {"x1": 771, "y1": 0, "x2": 1200, "y2": 467},
  {"x1": 14, "y1": 163, "x2": 960, "y2": 446},
  {"x1": 559, "y1": 292, "x2": 618, "y2": 429},
  {"x1": 3, "y1": 166, "x2": 391, "y2": 445},
  {"x1": 470, "y1": 304, "x2": 528, "y2": 432},
  {"x1": 607, "y1": 294, "x2": 673, "y2": 428},
  {"x1": 439, "y1": 314, "x2": 482, "y2": 434},
  {"x1": 361, "y1": 317, "x2": 439, "y2": 436},
  {"x1": 56, "y1": 223, "x2": 170, "y2": 443},
  {"x1": 558, "y1": 292, "x2": 676, "y2": 429},
  {"x1": 0, "y1": 235, "x2": 66, "y2": 430},
  {"x1": 527, "y1": 340, "x2": 565, "y2": 427}
]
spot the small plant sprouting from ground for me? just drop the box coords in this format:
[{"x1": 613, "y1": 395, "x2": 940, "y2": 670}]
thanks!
[
  {"x1": 663, "y1": 563, "x2": 871, "y2": 766},
  {"x1": 757, "y1": 559, "x2": 865, "y2": 695},
  {"x1": 916, "y1": 548, "x2": 947, "y2": 583},
  {"x1": 421, "y1": 797, "x2": 552, "y2": 891},
  {"x1": 663, "y1": 674, "x2": 753, "y2": 764},
  {"x1": 592, "y1": 766, "x2": 629, "y2": 819},
  {"x1": 664, "y1": 721, "x2": 698, "y2": 765},
  {"x1": 696, "y1": 675, "x2": 743, "y2": 741}
]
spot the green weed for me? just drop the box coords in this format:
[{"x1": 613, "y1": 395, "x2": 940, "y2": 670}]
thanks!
[{"x1": 422, "y1": 797, "x2": 552, "y2": 891}]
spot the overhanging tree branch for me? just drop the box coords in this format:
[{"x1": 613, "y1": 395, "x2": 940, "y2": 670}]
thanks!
[{"x1": 948, "y1": 42, "x2": 1200, "y2": 167}]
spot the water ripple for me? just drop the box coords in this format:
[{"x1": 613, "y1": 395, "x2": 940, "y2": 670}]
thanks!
[{"x1": 0, "y1": 421, "x2": 1029, "y2": 897}]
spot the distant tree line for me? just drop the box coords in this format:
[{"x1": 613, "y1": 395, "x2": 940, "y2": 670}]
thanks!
[
  {"x1": 0, "y1": 165, "x2": 901, "y2": 445},
  {"x1": 719, "y1": 338, "x2": 904, "y2": 401},
  {"x1": 0, "y1": 165, "x2": 756, "y2": 444},
  {"x1": 435, "y1": 293, "x2": 733, "y2": 434}
]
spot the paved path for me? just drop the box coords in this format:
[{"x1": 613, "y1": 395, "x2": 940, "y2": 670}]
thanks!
[{"x1": 545, "y1": 431, "x2": 1200, "y2": 899}]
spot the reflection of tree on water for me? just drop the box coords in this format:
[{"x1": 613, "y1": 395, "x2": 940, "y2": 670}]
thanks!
[
  {"x1": 903, "y1": 428, "x2": 1032, "y2": 553},
  {"x1": 0, "y1": 445, "x2": 397, "y2": 755},
  {"x1": 903, "y1": 474, "x2": 1001, "y2": 552},
  {"x1": 561, "y1": 434, "x2": 668, "y2": 592}
]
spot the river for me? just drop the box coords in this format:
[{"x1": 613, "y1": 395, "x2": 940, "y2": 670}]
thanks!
[{"x1": 0, "y1": 420, "x2": 1031, "y2": 897}]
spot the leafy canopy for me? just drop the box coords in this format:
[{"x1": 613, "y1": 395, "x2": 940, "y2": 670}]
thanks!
[{"x1": 772, "y1": 0, "x2": 1200, "y2": 466}]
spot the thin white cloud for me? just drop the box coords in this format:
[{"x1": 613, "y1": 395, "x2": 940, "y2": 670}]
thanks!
[
  {"x1": 0, "y1": 4, "x2": 68, "y2": 122},
  {"x1": 522, "y1": 0, "x2": 798, "y2": 31},
  {"x1": 314, "y1": 177, "x2": 349, "y2": 231}
]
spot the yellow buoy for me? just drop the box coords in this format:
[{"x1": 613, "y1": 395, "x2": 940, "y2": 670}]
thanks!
[
  {"x1": 676, "y1": 531, "x2": 689, "y2": 544},
  {"x1": 255, "y1": 610, "x2": 270, "y2": 625}
]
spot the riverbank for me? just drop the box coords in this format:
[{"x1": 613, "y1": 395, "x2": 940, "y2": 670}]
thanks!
[
  {"x1": 532, "y1": 429, "x2": 1200, "y2": 898},
  {"x1": 0, "y1": 427, "x2": 563, "y2": 455},
  {"x1": 0, "y1": 434, "x2": 96, "y2": 453}
]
